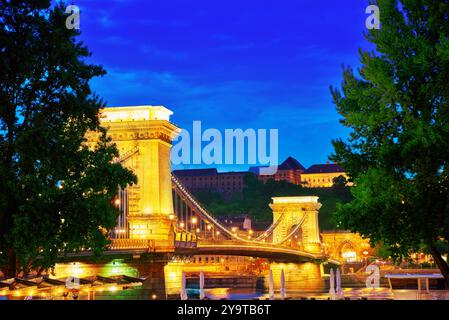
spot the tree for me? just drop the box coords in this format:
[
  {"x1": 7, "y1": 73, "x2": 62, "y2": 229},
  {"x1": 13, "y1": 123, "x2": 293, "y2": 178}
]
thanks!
[
  {"x1": 332, "y1": 175, "x2": 347, "y2": 188},
  {"x1": 0, "y1": 1, "x2": 136, "y2": 278},
  {"x1": 330, "y1": 0, "x2": 449, "y2": 287}
]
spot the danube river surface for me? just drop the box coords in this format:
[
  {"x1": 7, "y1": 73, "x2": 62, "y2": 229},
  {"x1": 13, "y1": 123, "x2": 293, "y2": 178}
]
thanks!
[
  {"x1": 4, "y1": 287, "x2": 449, "y2": 300},
  {"x1": 91, "y1": 287, "x2": 449, "y2": 300},
  {"x1": 184, "y1": 287, "x2": 395, "y2": 300},
  {"x1": 88, "y1": 287, "x2": 396, "y2": 300}
]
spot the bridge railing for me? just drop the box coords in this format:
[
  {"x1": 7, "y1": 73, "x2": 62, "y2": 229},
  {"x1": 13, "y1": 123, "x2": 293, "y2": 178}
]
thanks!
[
  {"x1": 174, "y1": 231, "x2": 197, "y2": 248},
  {"x1": 197, "y1": 239, "x2": 306, "y2": 251},
  {"x1": 109, "y1": 231, "x2": 198, "y2": 250},
  {"x1": 109, "y1": 239, "x2": 153, "y2": 250}
]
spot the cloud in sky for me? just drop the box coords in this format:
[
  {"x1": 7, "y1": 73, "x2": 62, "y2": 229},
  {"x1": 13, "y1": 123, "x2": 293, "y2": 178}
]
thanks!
[{"x1": 78, "y1": 0, "x2": 369, "y2": 169}]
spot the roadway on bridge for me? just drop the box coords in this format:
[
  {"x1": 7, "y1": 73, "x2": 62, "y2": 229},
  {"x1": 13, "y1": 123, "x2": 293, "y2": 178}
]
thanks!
[{"x1": 180, "y1": 241, "x2": 330, "y2": 263}]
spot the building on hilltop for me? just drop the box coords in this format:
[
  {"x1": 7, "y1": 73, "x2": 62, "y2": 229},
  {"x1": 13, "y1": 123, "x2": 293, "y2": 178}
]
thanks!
[
  {"x1": 172, "y1": 168, "x2": 247, "y2": 197},
  {"x1": 301, "y1": 162, "x2": 349, "y2": 188},
  {"x1": 173, "y1": 158, "x2": 350, "y2": 197},
  {"x1": 249, "y1": 156, "x2": 305, "y2": 185}
]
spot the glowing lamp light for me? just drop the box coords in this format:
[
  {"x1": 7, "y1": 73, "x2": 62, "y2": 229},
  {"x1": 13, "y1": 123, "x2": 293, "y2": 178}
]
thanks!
[
  {"x1": 152, "y1": 294, "x2": 157, "y2": 299},
  {"x1": 109, "y1": 286, "x2": 118, "y2": 292},
  {"x1": 248, "y1": 230, "x2": 253, "y2": 235},
  {"x1": 216, "y1": 231, "x2": 220, "y2": 236},
  {"x1": 111, "y1": 267, "x2": 120, "y2": 274},
  {"x1": 191, "y1": 217, "x2": 198, "y2": 224},
  {"x1": 207, "y1": 225, "x2": 212, "y2": 230},
  {"x1": 196, "y1": 228, "x2": 200, "y2": 233},
  {"x1": 169, "y1": 214, "x2": 175, "y2": 220},
  {"x1": 342, "y1": 251, "x2": 357, "y2": 260},
  {"x1": 180, "y1": 222, "x2": 185, "y2": 228},
  {"x1": 114, "y1": 198, "x2": 120, "y2": 206},
  {"x1": 231, "y1": 227, "x2": 237, "y2": 232}
]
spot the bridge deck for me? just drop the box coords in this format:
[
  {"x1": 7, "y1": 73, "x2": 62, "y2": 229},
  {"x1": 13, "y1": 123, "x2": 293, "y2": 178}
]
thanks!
[{"x1": 187, "y1": 241, "x2": 326, "y2": 262}]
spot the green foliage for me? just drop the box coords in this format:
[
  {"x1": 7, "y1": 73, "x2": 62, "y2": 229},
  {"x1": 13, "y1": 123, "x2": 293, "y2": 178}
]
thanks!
[
  {"x1": 377, "y1": 242, "x2": 393, "y2": 260},
  {"x1": 330, "y1": 0, "x2": 449, "y2": 275},
  {"x1": 195, "y1": 190, "x2": 244, "y2": 217},
  {"x1": 195, "y1": 173, "x2": 353, "y2": 228},
  {"x1": 0, "y1": 1, "x2": 136, "y2": 276}
]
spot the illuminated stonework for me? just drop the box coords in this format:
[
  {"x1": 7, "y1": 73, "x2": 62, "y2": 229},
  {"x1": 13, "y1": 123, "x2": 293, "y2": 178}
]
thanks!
[
  {"x1": 88, "y1": 106, "x2": 180, "y2": 247},
  {"x1": 269, "y1": 196, "x2": 323, "y2": 254},
  {"x1": 301, "y1": 172, "x2": 350, "y2": 188},
  {"x1": 321, "y1": 231, "x2": 373, "y2": 263}
]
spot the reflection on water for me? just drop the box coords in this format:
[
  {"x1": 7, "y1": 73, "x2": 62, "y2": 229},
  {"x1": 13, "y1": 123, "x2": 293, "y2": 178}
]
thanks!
[
  {"x1": 191, "y1": 287, "x2": 394, "y2": 300},
  {"x1": 188, "y1": 288, "x2": 265, "y2": 300},
  {"x1": 268, "y1": 262, "x2": 325, "y2": 292},
  {"x1": 180, "y1": 284, "x2": 395, "y2": 300},
  {"x1": 5, "y1": 286, "x2": 449, "y2": 300}
]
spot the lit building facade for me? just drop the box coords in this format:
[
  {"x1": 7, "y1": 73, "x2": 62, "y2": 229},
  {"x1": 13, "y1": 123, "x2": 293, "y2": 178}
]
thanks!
[
  {"x1": 301, "y1": 163, "x2": 349, "y2": 188},
  {"x1": 320, "y1": 230, "x2": 374, "y2": 263},
  {"x1": 172, "y1": 169, "x2": 247, "y2": 196}
]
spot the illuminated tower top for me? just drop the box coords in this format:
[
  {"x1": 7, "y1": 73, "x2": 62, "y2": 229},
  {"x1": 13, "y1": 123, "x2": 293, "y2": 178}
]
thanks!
[{"x1": 101, "y1": 105, "x2": 173, "y2": 122}]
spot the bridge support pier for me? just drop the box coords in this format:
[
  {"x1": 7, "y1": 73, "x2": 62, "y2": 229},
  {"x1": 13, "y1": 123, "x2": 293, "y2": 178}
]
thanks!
[
  {"x1": 269, "y1": 262, "x2": 325, "y2": 293},
  {"x1": 50, "y1": 254, "x2": 172, "y2": 299},
  {"x1": 139, "y1": 260, "x2": 168, "y2": 300}
]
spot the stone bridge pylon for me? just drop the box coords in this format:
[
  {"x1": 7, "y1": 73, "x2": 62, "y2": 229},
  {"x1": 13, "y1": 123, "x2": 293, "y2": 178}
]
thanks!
[
  {"x1": 88, "y1": 106, "x2": 181, "y2": 250},
  {"x1": 270, "y1": 196, "x2": 323, "y2": 254}
]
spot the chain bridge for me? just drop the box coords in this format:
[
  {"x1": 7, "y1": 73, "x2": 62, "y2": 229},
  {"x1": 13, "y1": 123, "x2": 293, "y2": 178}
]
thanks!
[{"x1": 86, "y1": 105, "x2": 336, "y2": 264}]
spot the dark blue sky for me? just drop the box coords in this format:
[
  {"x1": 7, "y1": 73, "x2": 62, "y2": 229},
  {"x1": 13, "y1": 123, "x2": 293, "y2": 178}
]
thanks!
[{"x1": 75, "y1": 0, "x2": 372, "y2": 171}]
